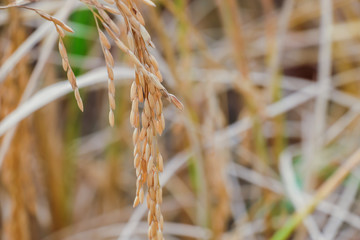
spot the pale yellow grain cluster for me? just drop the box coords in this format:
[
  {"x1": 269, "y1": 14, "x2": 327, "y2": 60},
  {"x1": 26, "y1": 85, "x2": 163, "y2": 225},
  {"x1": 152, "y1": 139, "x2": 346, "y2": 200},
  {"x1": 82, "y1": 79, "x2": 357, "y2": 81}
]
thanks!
[
  {"x1": 27, "y1": 7, "x2": 84, "y2": 111},
  {"x1": 117, "y1": 1, "x2": 166, "y2": 239},
  {"x1": 81, "y1": 0, "x2": 183, "y2": 239}
]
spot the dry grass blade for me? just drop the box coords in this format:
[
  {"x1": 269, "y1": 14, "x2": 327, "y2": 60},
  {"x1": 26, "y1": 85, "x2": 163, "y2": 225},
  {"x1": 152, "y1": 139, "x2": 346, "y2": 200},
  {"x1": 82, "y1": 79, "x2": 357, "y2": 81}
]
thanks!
[
  {"x1": 272, "y1": 148, "x2": 360, "y2": 240},
  {"x1": 0, "y1": 4, "x2": 72, "y2": 83},
  {"x1": 279, "y1": 148, "x2": 326, "y2": 239},
  {"x1": 0, "y1": 67, "x2": 134, "y2": 138},
  {"x1": 0, "y1": 14, "x2": 68, "y2": 201},
  {"x1": 0, "y1": 0, "x2": 32, "y2": 9},
  {"x1": 314, "y1": 0, "x2": 333, "y2": 145},
  {"x1": 228, "y1": 162, "x2": 360, "y2": 232},
  {"x1": 322, "y1": 173, "x2": 359, "y2": 240}
]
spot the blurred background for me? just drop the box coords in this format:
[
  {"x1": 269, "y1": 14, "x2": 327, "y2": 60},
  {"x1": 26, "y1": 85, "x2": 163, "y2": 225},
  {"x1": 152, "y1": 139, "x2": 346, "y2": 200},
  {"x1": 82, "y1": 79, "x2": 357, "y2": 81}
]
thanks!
[{"x1": 1, "y1": 0, "x2": 360, "y2": 239}]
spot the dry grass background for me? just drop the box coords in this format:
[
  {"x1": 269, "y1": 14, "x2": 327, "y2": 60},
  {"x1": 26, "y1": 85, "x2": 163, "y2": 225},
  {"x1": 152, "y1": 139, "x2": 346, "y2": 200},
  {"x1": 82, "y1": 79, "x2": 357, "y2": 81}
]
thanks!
[{"x1": 1, "y1": 0, "x2": 360, "y2": 239}]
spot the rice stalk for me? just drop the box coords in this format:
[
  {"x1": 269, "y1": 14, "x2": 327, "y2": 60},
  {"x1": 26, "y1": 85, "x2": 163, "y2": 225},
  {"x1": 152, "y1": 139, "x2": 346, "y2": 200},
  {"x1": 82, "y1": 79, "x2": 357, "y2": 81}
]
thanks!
[
  {"x1": 3, "y1": 1, "x2": 360, "y2": 239},
  {"x1": 216, "y1": 0, "x2": 270, "y2": 166},
  {"x1": 80, "y1": 1, "x2": 183, "y2": 239},
  {"x1": 34, "y1": 101, "x2": 68, "y2": 230},
  {"x1": 203, "y1": 81, "x2": 230, "y2": 239},
  {"x1": 0, "y1": 5, "x2": 32, "y2": 239}
]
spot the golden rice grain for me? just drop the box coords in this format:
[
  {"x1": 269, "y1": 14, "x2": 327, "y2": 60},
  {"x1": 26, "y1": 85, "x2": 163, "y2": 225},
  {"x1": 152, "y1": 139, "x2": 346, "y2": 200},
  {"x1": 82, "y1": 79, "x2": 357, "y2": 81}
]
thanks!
[
  {"x1": 133, "y1": 196, "x2": 139, "y2": 208},
  {"x1": 104, "y1": 0, "x2": 115, "y2": 4},
  {"x1": 109, "y1": 110, "x2": 115, "y2": 127},
  {"x1": 103, "y1": 5, "x2": 121, "y2": 15},
  {"x1": 58, "y1": 41, "x2": 67, "y2": 63},
  {"x1": 148, "y1": 211, "x2": 152, "y2": 224},
  {"x1": 74, "y1": 88, "x2": 84, "y2": 112},
  {"x1": 143, "y1": 0, "x2": 156, "y2": 7},
  {"x1": 99, "y1": 30, "x2": 111, "y2": 49},
  {"x1": 140, "y1": 25, "x2": 151, "y2": 44},
  {"x1": 158, "y1": 154, "x2": 163, "y2": 172},
  {"x1": 133, "y1": 128, "x2": 139, "y2": 144},
  {"x1": 139, "y1": 187, "x2": 144, "y2": 203},
  {"x1": 157, "y1": 231, "x2": 163, "y2": 240},
  {"x1": 109, "y1": 93, "x2": 116, "y2": 111},
  {"x1": 66, "y1": 68, "x2": 76, "y2": 89},
  {"x1": 169, "y1": 93, "x2": 184, "y2": 110}
]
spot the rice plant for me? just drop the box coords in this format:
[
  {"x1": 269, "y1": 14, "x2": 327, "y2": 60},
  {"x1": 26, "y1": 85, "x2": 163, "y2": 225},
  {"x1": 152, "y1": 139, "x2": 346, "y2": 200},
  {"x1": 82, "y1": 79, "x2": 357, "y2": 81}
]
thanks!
[{"x1": 1, "y1": 0, "x2": 360, "y2": 240}]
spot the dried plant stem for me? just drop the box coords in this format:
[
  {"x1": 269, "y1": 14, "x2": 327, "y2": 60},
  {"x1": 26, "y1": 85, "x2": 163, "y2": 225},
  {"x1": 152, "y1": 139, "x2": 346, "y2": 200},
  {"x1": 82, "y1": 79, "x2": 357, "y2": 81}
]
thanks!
[
  {"x1": 216, "y1": 0, "x2": 269, "y2": 164},
  {"x1": 158, "y1": 0, "x2": 220, "y2": 68},
  {"x1": 148, "y1": 7, "x2": 179, "y2": 84},
  {"x1": 0, "y1": 6, "x2": 38, "y2": 239},
  {"x1": 315, "y1": 0, "x2": 333, "y2": 145},
  {"x1": 266, "y1": 0, "x2": 294, "y2": 162},
  {"x1": 271, "y1": 148, "x2": 360, "y2": 240},
  {"x1": 215, "y1": 0, "x2": 263, "y2": 115}
]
